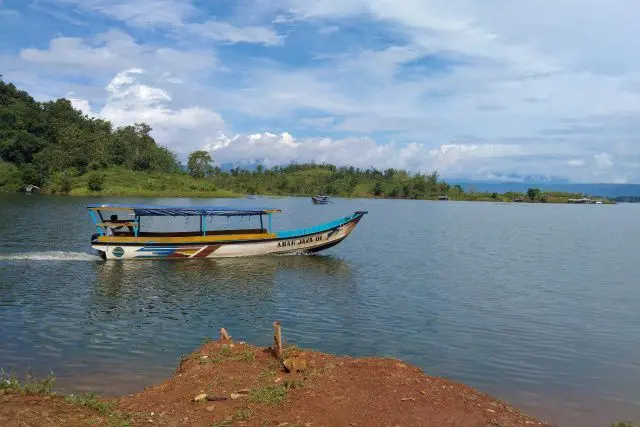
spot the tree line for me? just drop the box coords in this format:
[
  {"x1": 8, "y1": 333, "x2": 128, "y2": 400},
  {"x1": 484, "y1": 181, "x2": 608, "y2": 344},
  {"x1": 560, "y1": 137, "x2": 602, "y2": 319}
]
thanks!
[
  {"x1": 186, "y1": 153, "x2": 450, "y2": 198},
  {"x1": 0, "y1": 78, "x2": 180, "y2": 192}
]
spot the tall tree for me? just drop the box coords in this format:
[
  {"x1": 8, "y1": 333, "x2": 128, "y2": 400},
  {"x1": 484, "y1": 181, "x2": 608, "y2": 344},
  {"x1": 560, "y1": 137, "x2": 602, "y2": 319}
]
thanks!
[{"x1": 187, "y1": 150, "x2": 213, "y2": 178}]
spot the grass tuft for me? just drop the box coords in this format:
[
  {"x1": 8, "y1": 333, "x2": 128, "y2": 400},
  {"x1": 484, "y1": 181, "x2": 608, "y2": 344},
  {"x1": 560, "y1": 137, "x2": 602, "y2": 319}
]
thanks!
[
  {"x1": 65, "y1": 392, "x2": 131, "y2": 427},
  {"x1": 65, "y1": 392, "x2": 116, "y2": 415},
  {"x1": 211, "y1": 407, "x2": 254, "y2": 427},
  {"x1": 235, "y1": 348, "x2": 255, "y2": 362},
  {"x1": 199, "y1": 346, "x2": 255, "y2": 364},
  {"x1": 0, "y1": 370, "x2": 56, "y2": 395},
  {"x1": 258, "y1": 369, "x2": 276, "y2": 379},
  {"x1": 249, "y1": 385, "x2": 289, "y2": 404}
]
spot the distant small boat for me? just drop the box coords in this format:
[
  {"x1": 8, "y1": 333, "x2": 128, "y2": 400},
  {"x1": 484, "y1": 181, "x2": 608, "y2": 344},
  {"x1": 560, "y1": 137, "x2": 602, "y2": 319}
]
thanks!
[
  {"x1": 87, "y1": 204, "x2": 366, "y2": 259},
  {"x1": 311, "y1": 195, "x2": 332, "y2": 204},
  {"x1": 437, "y1": 195, "x2": 449, "y2": 201},
  {"x1": 25, "y1": 185, "x2": 40, "y2": 194}
]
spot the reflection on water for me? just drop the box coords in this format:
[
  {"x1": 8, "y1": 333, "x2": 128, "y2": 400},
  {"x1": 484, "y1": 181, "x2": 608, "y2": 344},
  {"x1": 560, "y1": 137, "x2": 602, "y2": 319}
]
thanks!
[{"x1": 1, "y1": 194, "x2": 640, "y2": 426}]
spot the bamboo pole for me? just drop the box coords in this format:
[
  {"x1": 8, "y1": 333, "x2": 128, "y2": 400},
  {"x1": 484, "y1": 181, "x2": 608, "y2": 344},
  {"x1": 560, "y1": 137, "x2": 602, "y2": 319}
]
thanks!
[{"x1": 273, "y1": 321, "x2": 283, "y2": 358}]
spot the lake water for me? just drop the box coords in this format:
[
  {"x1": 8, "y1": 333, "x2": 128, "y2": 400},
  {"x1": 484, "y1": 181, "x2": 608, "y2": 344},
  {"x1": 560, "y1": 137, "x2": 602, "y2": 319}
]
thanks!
[{"x1": 1, "y1": 193, "x2": 639, "y2": 426}]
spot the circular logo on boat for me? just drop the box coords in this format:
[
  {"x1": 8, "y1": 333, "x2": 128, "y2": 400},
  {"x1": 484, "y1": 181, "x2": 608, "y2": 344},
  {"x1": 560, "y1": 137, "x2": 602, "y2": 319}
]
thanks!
[{"x1": 112, "y1": 247, "x2": 124, "y2": 258}]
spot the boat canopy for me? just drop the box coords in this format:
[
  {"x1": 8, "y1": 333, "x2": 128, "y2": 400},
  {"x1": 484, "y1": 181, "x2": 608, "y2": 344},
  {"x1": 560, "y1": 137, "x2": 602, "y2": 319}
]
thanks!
[{"x1": 87, "y1": 204, "x2": 282, "y2": 217}]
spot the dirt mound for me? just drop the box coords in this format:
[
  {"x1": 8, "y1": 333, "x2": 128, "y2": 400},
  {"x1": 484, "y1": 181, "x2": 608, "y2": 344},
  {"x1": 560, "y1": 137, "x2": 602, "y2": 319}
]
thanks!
[{"x1": 1, "y1": 332, "x2": 552, "y2": 426}]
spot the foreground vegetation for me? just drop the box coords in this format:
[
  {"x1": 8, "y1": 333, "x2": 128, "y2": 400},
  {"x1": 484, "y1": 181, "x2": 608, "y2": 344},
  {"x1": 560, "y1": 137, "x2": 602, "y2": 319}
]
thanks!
[{"x1": 0, "y1": 78, "x2": 614, "y2": 203}]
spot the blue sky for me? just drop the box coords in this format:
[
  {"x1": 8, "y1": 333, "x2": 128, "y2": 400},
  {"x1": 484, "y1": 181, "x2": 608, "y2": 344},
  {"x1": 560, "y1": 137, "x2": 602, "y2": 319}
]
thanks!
[{"x1": 2, "y1": 0, "x2": 640, "y2": 183}]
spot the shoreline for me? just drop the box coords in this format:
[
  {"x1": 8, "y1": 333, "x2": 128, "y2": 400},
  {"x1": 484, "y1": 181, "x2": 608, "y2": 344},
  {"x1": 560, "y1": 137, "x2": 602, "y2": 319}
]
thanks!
[
  {"x1": 0, "y1": 189, "x2": 616, "y2": 204},
  {"x1": 1, "y1": 326, "x2": 551, "y2": 427}
]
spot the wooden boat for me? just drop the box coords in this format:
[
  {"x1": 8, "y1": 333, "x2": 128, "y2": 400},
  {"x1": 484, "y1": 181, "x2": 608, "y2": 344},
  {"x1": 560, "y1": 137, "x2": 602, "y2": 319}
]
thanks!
[
  {"x1": 311, "y1": 195, "x2": 332, "y2": 204},
  {"x1": 87, "y1": 204, "x2": 366, "y2": 260}
]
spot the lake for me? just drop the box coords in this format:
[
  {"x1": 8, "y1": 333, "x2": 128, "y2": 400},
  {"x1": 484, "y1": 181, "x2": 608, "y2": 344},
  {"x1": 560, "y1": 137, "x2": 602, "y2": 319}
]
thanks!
[{"x1": 1, "y1": 193, "x2": 639, "y2": 426}]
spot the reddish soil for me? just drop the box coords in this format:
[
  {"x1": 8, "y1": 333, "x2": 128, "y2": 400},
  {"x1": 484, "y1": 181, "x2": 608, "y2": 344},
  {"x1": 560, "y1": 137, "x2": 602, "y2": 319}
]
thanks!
[{"x1": 1, "y1": 339, "x2": 552, "y2": 427}]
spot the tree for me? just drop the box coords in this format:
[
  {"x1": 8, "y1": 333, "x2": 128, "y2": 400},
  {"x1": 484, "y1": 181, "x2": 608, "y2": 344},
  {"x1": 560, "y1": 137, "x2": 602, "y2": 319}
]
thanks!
[
  {"x1": 87, "y1": 171, "x2": 105, "y2": 191},
  {"x1": 187, "y1": 150, "x2": 213, "y2": 178},
  {"x1": 527, "y1": 188, "x2": 541, "y2": 201},
  {"x1": 373, "y1": 181, "x2": 383, "y2": 196}
]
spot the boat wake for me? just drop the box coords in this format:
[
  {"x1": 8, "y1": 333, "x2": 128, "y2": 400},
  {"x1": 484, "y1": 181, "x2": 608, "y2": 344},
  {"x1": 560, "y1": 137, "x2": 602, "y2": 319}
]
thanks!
[{"x1": 0, "y1": 251, "x2": 101, "y2": 261}]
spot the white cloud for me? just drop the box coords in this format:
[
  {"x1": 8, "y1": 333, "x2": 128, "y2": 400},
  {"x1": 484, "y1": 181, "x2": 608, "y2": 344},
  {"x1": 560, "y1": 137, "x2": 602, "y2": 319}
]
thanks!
[
  {"x1": 594, "y1": 152, "x2": 613, "y2": 169},
  {"x1": 67, "y1": 93, "x2": 94, "y2": 117},
  {"x1": 318, "y1": 25, "x2": 339, "y2": 34},
  {"x1": 205, "y1": 131, "x2": 528, "y2": 177},
  {"x1": 72, "y1": 69, "x2": 225, "y2": 155},
  {"x1": 20, "y1": 29, "x2": 218, "y2": 76},
  {"x1": 190, "y1": 21, "x2": 283, "y2": 45},
  {"x1": 50, "y1": 0, "x2": 197, "y2": 27}
]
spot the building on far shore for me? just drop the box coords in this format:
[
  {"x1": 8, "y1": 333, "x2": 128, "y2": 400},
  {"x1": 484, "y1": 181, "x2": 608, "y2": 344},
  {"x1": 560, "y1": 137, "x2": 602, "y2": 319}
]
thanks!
[{"x1": 568, "y1": 197, "x2": 603, "y2": 204}]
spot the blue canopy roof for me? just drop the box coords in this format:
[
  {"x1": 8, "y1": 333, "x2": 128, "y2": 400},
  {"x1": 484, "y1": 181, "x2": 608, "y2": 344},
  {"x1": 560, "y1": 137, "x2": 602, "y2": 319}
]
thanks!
[{"x1": 87, "y1": 204, "x2": 281, "y2": 217}]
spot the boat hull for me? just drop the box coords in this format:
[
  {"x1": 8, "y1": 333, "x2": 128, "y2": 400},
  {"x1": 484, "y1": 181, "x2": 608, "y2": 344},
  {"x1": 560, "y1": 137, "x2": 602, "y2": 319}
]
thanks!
[
  {"x1": 311, "y1": 196, "x2": 332, "y2": 204},
  {"x1": 92, "y1": 212, "x2": 365, "y2": 260}
]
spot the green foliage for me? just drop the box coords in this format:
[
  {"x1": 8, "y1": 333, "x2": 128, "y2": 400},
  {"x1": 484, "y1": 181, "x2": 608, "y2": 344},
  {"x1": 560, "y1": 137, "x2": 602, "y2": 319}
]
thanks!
[
  {"x1": 65, "y1": 392, "x2": 116, "y2": 415},
  {"x1": 55, "y1": 168, "x2": 77, "y2": 194},
  {"x1": 187, "y1": 150, "x2": 214, "y2": 178},
  {"x1": 611, "y1": 422, "x2": 640, "y2": 427},
  {"x1": 0, "y1": 161, "x2": 22, "y2": 190},
  {"x1": 207, "y1": 163, "x2": 449, "y2": 200},
  {"x1": 199, "y1": 344, "x2": 255, "y2": 364},
  {"x1": 211, "y1": 408, "x2": 254, "y2": 427},
  {"x1": 0, "y1": 370, "x2": 56, "y2": 395},
  {"x1": 87, "y1": 171, "x2": 105, "y2": 191},
  {"x1": 373, "y1": 181, "x2": 383, "y2": 196},
  {"x1": 248, "y1": 384, "x2": 289, "y2": 404},
  {"x1": 65, "y1": 392, "x2": 132, "y2": 426},
  {"x1": 0, "y1": 78, "x2": 181, "y2": 192},
  {"x1": 527, "y1": 187, "x2": 541, "y2": 201}
]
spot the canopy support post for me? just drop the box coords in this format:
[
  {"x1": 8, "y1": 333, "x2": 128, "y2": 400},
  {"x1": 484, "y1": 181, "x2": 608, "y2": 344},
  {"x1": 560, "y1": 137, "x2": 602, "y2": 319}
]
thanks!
[
  {"x1": 134, "y1": 215, "x2": 140, "y2": 237},
  {"x1": 260, "y1": 215, "x2": 264, "y2": 231},
  {"x1": 88, "y1": 210, "x2": 104, "y2": 235},
  {"x1": 268, "y1": 214, "x2": 272, "y2": 232}
]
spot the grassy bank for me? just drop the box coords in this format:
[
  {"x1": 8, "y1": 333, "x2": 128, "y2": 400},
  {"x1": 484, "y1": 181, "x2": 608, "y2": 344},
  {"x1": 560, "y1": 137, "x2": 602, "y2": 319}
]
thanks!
[{"x1": 31, "y1": 167, "x2": 239, "y2": 198}]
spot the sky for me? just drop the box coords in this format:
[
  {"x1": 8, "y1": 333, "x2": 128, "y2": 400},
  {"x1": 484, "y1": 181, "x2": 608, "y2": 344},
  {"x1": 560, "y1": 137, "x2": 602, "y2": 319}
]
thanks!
[{"x1": 1, "y1": 0, "x2": 640, "y2": 183}]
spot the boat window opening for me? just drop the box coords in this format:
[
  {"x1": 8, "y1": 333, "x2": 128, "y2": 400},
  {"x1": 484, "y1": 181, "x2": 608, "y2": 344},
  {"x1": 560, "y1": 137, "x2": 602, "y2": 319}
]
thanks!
[{"x1": 87, "y1": 205, "x2": 283, "y2": 238}]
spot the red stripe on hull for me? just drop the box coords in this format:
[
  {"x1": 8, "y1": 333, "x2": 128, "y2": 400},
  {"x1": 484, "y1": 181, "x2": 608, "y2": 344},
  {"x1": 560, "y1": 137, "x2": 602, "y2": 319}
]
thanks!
[{"x1": 195, "y1": 245, "x2": 221, "y2": 258}]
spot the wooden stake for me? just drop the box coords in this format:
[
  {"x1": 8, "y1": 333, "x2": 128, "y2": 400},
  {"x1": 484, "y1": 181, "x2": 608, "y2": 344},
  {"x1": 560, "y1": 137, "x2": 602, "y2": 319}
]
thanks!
[
  {"x1": 220, "y1": 328, "x2": 231, "y2": 340},
  {"x1": 273, "y1": 321, "x2": 283, "y2": 358}
]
